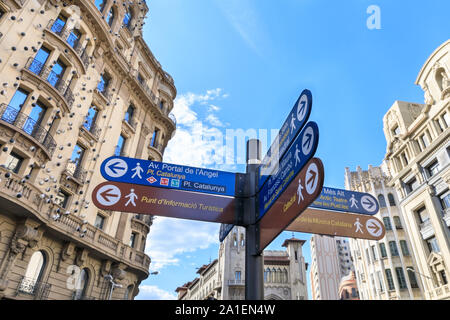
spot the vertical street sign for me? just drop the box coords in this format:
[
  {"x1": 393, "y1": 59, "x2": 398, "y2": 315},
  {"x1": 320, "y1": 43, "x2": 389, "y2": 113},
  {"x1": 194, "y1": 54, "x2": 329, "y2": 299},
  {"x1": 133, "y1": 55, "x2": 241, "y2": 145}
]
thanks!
[
  {"x1": 258, "y1": 121, "x2": 319, "y2": 219},
  {"x1": 259, "y1": 157, "x2": 325, "y2": 252},
  {"x1": 219, "y1": 223, "x2": 234, "y2": 242},
  {"x1": 100, "y1": 156, "x2": 236, "y2": 197},
  {"x1": 310, "y1": 186, "x2": 379, "y2": 215},
  {"x1": 92, "y1": 181, "x2": 235, "y2": 224},
  {"x1": 286, "y1": 207, "x2": 386, "y2": 240},
  {"x1": 258, "y1": 89, "x2": 313, "y2": 190}
]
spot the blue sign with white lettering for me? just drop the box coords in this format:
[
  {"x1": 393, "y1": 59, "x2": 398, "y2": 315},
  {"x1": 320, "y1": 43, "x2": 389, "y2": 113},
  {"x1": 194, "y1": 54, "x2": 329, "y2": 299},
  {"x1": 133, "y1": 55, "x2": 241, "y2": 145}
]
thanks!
[
  {"x1": 100, "y1": 156, "x2": 236, "y2": 197},
  {"x1": 258, "y1": 121, "x2": 319, "y2": 219},
  {"x1": 219, "y1": 223, "x2": 234, "y2": 242},
  {"x1": 258, "y1": 89, "x2": 313, "y2": 190},
  {"x1": 310, "y1": 187, "x2": 379, "y2": 215}
]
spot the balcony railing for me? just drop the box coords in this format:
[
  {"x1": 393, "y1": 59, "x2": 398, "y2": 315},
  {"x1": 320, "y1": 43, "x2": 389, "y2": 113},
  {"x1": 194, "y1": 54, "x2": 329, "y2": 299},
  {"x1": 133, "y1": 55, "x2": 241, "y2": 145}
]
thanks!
[
  {"x1": 133, "y1": 214, "x2": 154, "y2": 226},
  {"x1": 135, "y1": 76, "x2": 159, "y2": 105},
  {"x1": 168, "y1": 113, "x2": 177, "y2": 125},
  {"x1": 0, "y1": 104, "x2": 57, "y2": 156},
  {"x1": 25, "y1": 58, "x2": 75, "y2": 108},
  {"x1": 65, "y1": 160, "x2": 87, "y2": 183},
  {"x1": 82, "y1": 120, "x2": 101, "y2": 140},
  {"x1": 228, "y1": 280, "x2": 245, "y2": 286},
  {"x1": 16, "y1": 276, "x2": 52, "y2": 300}
]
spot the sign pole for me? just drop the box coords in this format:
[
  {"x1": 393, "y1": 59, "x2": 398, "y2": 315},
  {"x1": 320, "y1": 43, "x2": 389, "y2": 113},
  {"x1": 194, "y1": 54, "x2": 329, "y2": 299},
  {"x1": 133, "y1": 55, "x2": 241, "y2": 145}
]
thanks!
[{"x1": 245, "y1": 139, "x2": 264, "y2": 300}]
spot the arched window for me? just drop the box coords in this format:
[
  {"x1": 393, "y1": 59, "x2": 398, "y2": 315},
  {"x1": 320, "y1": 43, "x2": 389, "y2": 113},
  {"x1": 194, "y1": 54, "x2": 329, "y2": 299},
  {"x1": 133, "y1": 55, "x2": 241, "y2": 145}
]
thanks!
[
  {"x1": 388, "y1": 193, "x2": 396, "y2": 206},
  {"x1": 377, "y1": 194, "x2": 386, "y2": 208},
  {"x1": 233, "y1": 234, "x2": 237, "y2": 247},
  {"x1": 106, "y1": 7, "x2": 115, "y2": 27},
  {"x1": 124, "y1": 285, "x2": 134, "y2": 300},
  {"x1": 74, "y1": 268, "x2": 89, "y2": 300},
  {"x1": 21, "y1": 251, "x2": 46, "y2": 293},
  {"x1": 271, "y1": 268, "x2": 276, "y2": 283},
  {"x1": 240, "y1": 234, "x2": 244, "y2": 246},
  {"x1": 265, "y1": 268, "x2": 271, "y2": 283}
]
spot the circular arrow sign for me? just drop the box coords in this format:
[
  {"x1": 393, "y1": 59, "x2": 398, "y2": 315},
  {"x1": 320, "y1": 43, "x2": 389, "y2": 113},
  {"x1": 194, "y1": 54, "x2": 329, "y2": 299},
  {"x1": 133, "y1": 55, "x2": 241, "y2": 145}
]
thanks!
[
  {"x1": 366, "y1": 218, "x2": 383, "y2": 237},
  {"x1": 361, "y1": 194, "x2": 378, "y2": 214},
  {"x1": 104, "y1": 158, "x2": 128, "y2": 178},
  {"x1": 96, "y1": 185, "x2": 121, "y2": 206}
]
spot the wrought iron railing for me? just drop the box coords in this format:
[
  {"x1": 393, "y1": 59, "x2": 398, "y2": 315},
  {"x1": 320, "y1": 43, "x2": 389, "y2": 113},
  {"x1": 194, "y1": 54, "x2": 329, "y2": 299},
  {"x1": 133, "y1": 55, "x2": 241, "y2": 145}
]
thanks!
[
  {"x1": 65, "y1": 160, "x2": 87, "y2": 183},
  {"x1": 83, "y1": 119, "x2": 101, "y2": 140},
  {"x1": 0, "y1": 104, "x2": 56, "y2": 156},
  {"x1": 168, "y1": 113, "x2": 177, "y2": 125},
  {"x1": 17, "y1": 276, "x2": 52, "y2": 300},
  {"x1": 26, "y1": 57, "x2": 75, "y2": 108},
  {"x1": 135, "y1": 75, "x2": 159, "y2": 105},
  {"x1": 96, "y1": 82, "x2": 113, "y2": 102}
]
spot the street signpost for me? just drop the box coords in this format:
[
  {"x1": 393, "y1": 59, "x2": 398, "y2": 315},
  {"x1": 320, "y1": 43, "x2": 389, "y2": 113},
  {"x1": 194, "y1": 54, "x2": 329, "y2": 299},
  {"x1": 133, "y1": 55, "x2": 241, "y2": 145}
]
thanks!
[
  {"x1": 258, "y1": 89, "x2": 313, "y2": 190},
  {"x1": 310, "y1": 186, "x2": 379, "y2": 215},
  {"x1": 219, "y1": 223, "x2": 234, "y2": 242},
  {"x1": 259, "y1": 157, "x2": 324, "y2": 252},
  {"x1": 100, "y1": 156, "x2": 236, "y2": 197},
  {"x1": 258, "y1": 121, "x2": 319, "y2": 219},
  {"x1": 92, "y1": 181, "x2": 235, "y2": 224},
  {"x1": 286, "y1": 207, "x2": 386, "y2": 240}
]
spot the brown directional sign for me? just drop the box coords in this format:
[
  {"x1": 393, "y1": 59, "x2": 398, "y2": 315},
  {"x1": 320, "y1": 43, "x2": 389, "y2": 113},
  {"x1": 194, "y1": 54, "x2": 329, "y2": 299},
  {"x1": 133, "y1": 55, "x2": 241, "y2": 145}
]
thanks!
[
  {"x1": 286, "y1": 207, "x2": 386, "y2": 240},
  {"x1": 259, "y1": 157, "x2": 324, "y2": 252},
  {"x1": 92, "y1": 181, "x2": 235, "y2": 224}
]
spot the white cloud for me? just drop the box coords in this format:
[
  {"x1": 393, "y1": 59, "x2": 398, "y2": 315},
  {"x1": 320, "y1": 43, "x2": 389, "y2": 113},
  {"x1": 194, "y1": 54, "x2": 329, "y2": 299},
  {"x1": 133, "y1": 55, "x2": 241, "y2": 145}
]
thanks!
[
  {"x1": 205, "y1": 114, "x2": 224, "y2": 127},
  {"x1": 145, "y1": 217, "x2": 220, "y2": 271},
  {"x1": 136, "y1": 285, "x2": 177, "y2": 300}
]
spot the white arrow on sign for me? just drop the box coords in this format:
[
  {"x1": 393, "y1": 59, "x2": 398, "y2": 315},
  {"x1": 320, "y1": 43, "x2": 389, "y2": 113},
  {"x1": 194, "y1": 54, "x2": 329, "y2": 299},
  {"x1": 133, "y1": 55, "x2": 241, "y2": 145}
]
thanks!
[
  {"x1": 305, "y1": 162, "x2": 319, "y2": 195},
  {"x1": 361, "y1": 195, "x2": 377, "y2": 213},
  {"x1": 297, "y1": 93, "x2": 309, "y2": 122},
  {"x1": 301, "y1": 126, "x2": 314, "y2": 155},
  {"x1": 96, "y1": 185, "x2": 121, "y2": 206},
  {"x1": 366, "y1": 218, "x2": 383, "y2": 237},
  {"x1": 105, "y1": 158, "x2": 128, "y2": 178}
]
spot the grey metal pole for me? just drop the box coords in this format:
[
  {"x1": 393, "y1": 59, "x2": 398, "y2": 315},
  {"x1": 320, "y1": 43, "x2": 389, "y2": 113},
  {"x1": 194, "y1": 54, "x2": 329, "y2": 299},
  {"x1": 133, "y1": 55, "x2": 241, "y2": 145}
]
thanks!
[{"x1": 245, "y1": 139, "x2": 264, "y2": 300}]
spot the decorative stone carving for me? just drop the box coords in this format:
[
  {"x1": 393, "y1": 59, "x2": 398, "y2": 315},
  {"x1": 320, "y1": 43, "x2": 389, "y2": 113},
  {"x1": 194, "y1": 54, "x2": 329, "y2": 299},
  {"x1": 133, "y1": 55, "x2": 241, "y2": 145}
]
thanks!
[
  {"x1": 61, "y1": 242, "x2": 76, "y2": 262},
  {"x1": 423, "y1": 84, "x2": 435, "y2": 105},
  {"x1": 75, "y1": 248, "x2": 89, "y2": 266},
  {"x1": 111, "y1": 263, "x2": 127, "y2": 281}
]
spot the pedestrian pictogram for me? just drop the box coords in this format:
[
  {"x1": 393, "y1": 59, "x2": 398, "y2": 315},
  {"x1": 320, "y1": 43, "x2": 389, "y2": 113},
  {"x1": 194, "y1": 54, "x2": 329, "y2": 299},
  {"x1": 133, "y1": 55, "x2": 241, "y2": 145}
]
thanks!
[
  {"x1": 354, "y1": 218, "x2": 364, "y2": 233},
  {"x1": 131, "y1": 163, "x2": 144, "y2": 179},
  {"x1": 124, "y1": 189, "x2": 138, "y2": 207}
]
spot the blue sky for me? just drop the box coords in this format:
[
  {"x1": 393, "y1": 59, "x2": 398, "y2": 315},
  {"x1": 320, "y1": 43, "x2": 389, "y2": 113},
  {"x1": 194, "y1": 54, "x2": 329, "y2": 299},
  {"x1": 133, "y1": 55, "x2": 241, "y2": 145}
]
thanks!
[{"x1": 135, "y1": 1, "x2": 450, "y2": 299}]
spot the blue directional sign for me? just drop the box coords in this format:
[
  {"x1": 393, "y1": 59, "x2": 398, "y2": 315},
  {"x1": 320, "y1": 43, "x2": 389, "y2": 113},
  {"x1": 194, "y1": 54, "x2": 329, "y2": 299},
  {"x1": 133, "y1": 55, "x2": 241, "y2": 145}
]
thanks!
[
  {"x1": 258, "y1": 89, "x2": 313, "y2": 190},
  {"x1": 219, "y1": 223, "x2": 234, "y2": 242},
  {"x1": 100, "y1": 156, "x2": 236, "y2": 197},
  {"x1": 258, "y1": 121, "x2": 319, "y2": 219},
  {"x1": 310, "y1": 186, "x2": 379, "y2": 215}
]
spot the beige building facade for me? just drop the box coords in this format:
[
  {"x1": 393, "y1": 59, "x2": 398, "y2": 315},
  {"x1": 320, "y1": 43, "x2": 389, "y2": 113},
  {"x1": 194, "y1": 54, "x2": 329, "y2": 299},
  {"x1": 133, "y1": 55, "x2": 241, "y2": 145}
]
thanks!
[
  {"x1": 310, "y1": 235, "x2": 354, "y2": 300},
  {"x1": 0, "y1": 0, "x2": 176, "y2": 299},
  {"x1": 176, "y1": 227, "x2": 309, "y2": 300},
  {"x1": 381, "y1": 40, "x2": 450, "y2": 299},
  {"x1": 345, "y1": 165, "x2": 424, "y2": 300}
]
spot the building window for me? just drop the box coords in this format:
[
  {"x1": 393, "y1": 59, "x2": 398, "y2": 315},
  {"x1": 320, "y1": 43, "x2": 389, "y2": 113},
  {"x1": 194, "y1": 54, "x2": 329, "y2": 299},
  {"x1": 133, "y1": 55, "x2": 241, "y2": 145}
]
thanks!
[
  {"x1": 439, "y1": 193, "x2": 450, "y2": 210},
  {"x1": 95, "y1": 0, "x2": 106, "y2": 12},
  {"x1": 137, "y1": 73, "x2": 145, "y2": 85},
  {"x1": 5, "y1": 152, "x2": 24, "y2": 174},
  {"x1": 365, "y1": 248, "x2": 371, "y2": 264},
  {"x1": 425, "y1": 160, "x2": 439, "y2": 178},
  {"x1": 150, "y1": 128, "x2": 160, "y2": 148},
  {"x1": 388, "y1": 193, "x2": 396, "y2": 206},
  {"x1": 160, "y1": 100, "x2": 165, "y2": 110},
  {"x1": 124, "y1": 104, "x2": 135, "y2": 124},
  {"x1": 235, "y1": 271, "x2": 241, "y2": 281},
  {"x1": 51, "y1": 15, "x2": 67, "y2": 34},
  {"x1": 106, "y1": 7, "x2": 115, "y2": 27},
  {"x1": 378, "y1": 194, "x2": 386, "y2": 208},
  {"x1": 25, "y1": 100, "x2": 47, "y2": 136},
  {"x1": 115, "y1": 134, "x2": 126, "y2": 156},
  {"x1": 393, "y1": 216, "x2": 402, "y2": 229},
  {"x1": 29, "y1": 47, "x2": 51, "y2": 75},
  {"x1": 389, "y1": 241, "x2": 399, "y2": 256},
  {"x1": 395, "y1": 267, "x2": 407, "y2": 289},
  {"x1": 371, "y1": 245, "x2": 378, "y2": 261},
  {"x1": 426, "y1": 237, "x2": 440, "y2": 253},
  {"x1": 97, "y1": 73, "x2": 111, "y2": 94},
  {"x1": 55, "y1": 188, "x2": 70, "y2": 208},
  {"x1": 385, "y1": 269, "x2": 395, "y2": 291},
  {"x1": 240, "y1": 234, "x2": 244, "y2": 246},
  {"x1": 407, "y1": 267, "x2": 419, "y2": 288},
  {"x1": 442, "y1": 112, "x2": 449, "y2": 129},
  {"x1": 416, "y1": 206, "x2": 429, "y2": 224},
  {"x1": 73, "y1": 268, "x2": 89, "y2": 300},
  {"x1": 130, "y1": 232, "x2": 137, "y2": 248},
  {"x1": 94, "y1": 214, "x2": 105, "y2": 230},
  {"x1": 0, "y1": 7, "x2": 5, "y2": 19},
  {"x1": 124, "y1": 285, "x2": 134, "y2": 300},
  {"x1": 405, "y1": 177, "x2": 419, "y2": 194},
  {"x1": 420, "y1": 133, "x2": 430, "y2": 149},
  {"x1": 379, "y1": 242, "x2": 387, "y2": 258},
  {"x1": 20, "y1": 251, "x2": 46, "y2": 294},
  {"x1": 69, "y1": 143, "x2": 85, "y2": 175},
  {"x1": 47, "y1": 59, "x2": 67, "y2": 88},
  {"x1": 67, "y1": 29, "x2": 82, "y2": 49},
  {"x1": 440, "y1": 271, "x2": 448, "y2": 285},
  {"x1": 383, "y1": 217, "x2": 392, "y2": 231},
  {"x1": 400, "y1": 240, "x2": 410, "y2": 256},
  {"x1": 123, "y1": 8, "x2": 133, "y2": 28},
  {"x1": 351, "y1": 288, "x2": 358, "y2": 298},
  {"x1": 392, "y1": 125, "x2": 400, "y2": 136},
  {"x1": 83, "y1": 105, "x2": 99, "y2": 133}
]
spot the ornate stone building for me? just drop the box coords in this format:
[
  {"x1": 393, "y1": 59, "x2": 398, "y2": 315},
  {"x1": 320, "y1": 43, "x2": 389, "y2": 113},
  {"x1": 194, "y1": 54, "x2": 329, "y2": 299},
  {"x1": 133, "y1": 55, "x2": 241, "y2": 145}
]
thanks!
[
  {"x1": 381, "y1": 40, "x2": 449, "y2": 300},
  {"x1": 345, "y1": 165, "x2": 424, "y2": 300},
  {"x1": 0, "y1": 0, "x2": 176, "y2": 300},
  {"x1": 176, "y1": 227, "x2": 308, "y2": 300},
  {"x1": 338, "y1": 271, "x2": 359, "y2": 300}
]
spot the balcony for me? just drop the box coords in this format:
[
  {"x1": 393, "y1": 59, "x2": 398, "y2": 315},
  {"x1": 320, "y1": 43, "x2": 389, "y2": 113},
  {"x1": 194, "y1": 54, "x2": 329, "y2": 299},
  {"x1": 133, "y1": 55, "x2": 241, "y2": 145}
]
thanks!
[
  {"x1": 46, "y1": 19, "x2": 90, "y2": 70},
  {"x1": 24, "y1": 58, "x2": 75, "y2": 110},
  {"x1": 0, "y1": 104, "x2": 57, "y2": 157},
  {"x1": 81, "y1": 120, "x2": 101, "y2": 141},
  {"x1": 0, "y1": 166, "x2": 150, "y2": 277},
  {"x1": 64, "y1": 160, "x2": 87, "y2": 185},
  {"x1": 16, "y1": 276, "x2": 52, "y2": 300},
  {"x1": 95, "y1": 83, "x2": 113, "y2": 104},
  {"x1": 227, "y1": 280, "x2": 245, "y2": 286}
]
